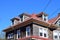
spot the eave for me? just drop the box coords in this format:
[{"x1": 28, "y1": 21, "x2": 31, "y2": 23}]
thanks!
[{"x1": 3, "y1": 18, "x2": 57, "y2": 32}]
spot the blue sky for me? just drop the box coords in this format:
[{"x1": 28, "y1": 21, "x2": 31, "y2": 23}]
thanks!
[{"x1": 0, "y1": 0, "x2": 60, "y2": 32}]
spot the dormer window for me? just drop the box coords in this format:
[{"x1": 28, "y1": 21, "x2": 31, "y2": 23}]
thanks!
[
  {"x1": 37, "y1": 12, "x2": 48, "y2": 22},
  {"x1": 20, "y1": 15, "x2": 23, "y2": 22},
  {"x1": 42, "y1": 14, "x2": 48, "y2": 22},
  {"x1": 11, "y1": 17, "x2": 20, "y2": 25},
  {"x1": 19, "y1": 14, "x2": 29, "y2": 22}
]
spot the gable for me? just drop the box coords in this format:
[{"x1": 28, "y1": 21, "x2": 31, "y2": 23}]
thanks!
[
  {"x1": 49, "y1": 16, "x2": 60, "y2": 27},
  {"x1": 55, "y1": 18, "x2": 60, "y2": 27}
]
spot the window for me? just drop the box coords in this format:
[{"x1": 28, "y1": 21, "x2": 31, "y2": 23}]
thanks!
[
  {"x1": 7, "y1": 33, "x2": 13, "y2": 39},
  {"x1": 26, "y1": 27, "x2": 30, "y2": 37},
  {"x1": 44, "y1": 18, "x2": 46, "y2": 21},
  {"x1": 44, "y1": 33, "x2": 46, "y2": 37},
  {"x1": 20, "y1": 15, "x2": 28, "y2": 22},
  {"x1": 58, "y1": 20, "x2": 60, "y2": 26},
  {"x1": 39, "y1": 27, "x2": 48, "y2": 38},
  {"x1": 40, "y1": 33, "x2": 43, "y2": 36},
  {"x1": 59, "y1": 32, "x2": 60, "y2": 39},
  {"x1": 17, "y1": 30, "x2": 20, "y2": 39},
  {"x1": 54, "y1": 35, "x2": 57, "y2": 38},
  {"x1": 56, "y1": 20, "x2": 60, "y2": 26},
  {"x1": 59, "y1": 24, "x2": 60, "y2": 26},
  {"x1": 42, "y1": 15, "x2": 48, "y2": 22},
  {"x1": 20, "y1": 16, "x2": 23, "y2": 22},
  {"x1": 53, "y1": 30, "x2": 60, "y2": 40}
]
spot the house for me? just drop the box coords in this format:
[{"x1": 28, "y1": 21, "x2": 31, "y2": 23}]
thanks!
[{"x1": 3, "y1": 12, "x2": 60, "y2": 40}]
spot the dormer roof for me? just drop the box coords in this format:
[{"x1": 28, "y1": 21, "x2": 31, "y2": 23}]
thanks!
[
  {"x1": 11, "y1": 17, "x2": 20, "y2": 21},
  {"x1": 37, "y1": 12, "x2": 48, "y2": 16}
]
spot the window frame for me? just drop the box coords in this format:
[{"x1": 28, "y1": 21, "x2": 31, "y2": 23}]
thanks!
[
  {"x1": 7, "y1": 33, "x2": 13, "y2": 39},
  {"x1": 26, "y1": 26, "x2": 30, "y2": 37},
  {"x1": 17, "y1": 30, "x2": 21, "y2": 39},
  {"x1": 56, "y1": 20, "x2": 60, "y2": 26},
  {"x1": 39, "y1": 27, "x2": 48, "y2": 38},
  {"x1": 53, "y1": 30, "x2": 60, "y2": 40}
]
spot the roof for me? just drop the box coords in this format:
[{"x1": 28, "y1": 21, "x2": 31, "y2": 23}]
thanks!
[
  {"x1": 19, "y1": 13, "x2": 31, "y2": 17},
  {"x1": 48, "y1": 13, "x2": 60, "y2": 24},
  {"x1": 11, "y1": 12, "x2": 48, "y2": 21},
  {"x1": 3, "y1": 12, "x2": 58, "y2": 32},
  {"x1": 3, "y1": 18, "x2": 57, "y2": 32},
  {"x1": 37, "y1": 12, "x2": 48, "y2": 16},
  {"x1": 11, "y1": 17, "x2": 20, "y2": 21}
]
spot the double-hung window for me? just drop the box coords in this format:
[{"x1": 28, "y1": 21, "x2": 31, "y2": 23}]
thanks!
[
  {"x1": 7, "y1": 33, "x2": 13, "y2": 39},
  {"x1": 39, "y1": 28, "x2": 43, "y2": 37},
  {"x1": 53, "y1": 30, "x2": 60, "y2": 40},
  {"x1": 39, "y1": 27, "x2": 48, "y2": 38},
  {"x1": 17, "y1": 30, "x2": 20, "y2": 39},
  {"x1": 26, "y1": 26, "x2": 30, "y2": 37}
]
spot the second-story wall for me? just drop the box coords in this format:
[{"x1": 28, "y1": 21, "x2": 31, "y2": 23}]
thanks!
[
  {"x1": 32, "y1": 23, "x2": 53, "y2": 39},
  {"x1": 33, "y1": 24, "x2": 39, "y2": 36}
]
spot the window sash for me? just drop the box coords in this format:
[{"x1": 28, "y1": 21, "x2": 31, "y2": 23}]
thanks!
[
  {"x1": 17, "y1": 30, "x2": 20, "y2": 39},
  {"x1": 7, "y1": 33, "x2": 13, "y2": 39},
  {"x1": 39, "y1": 27, "x2": 48, "y2": 38},
  {"x1": 44, "y1": 33, "x2": 46, "y2": 37},
  {"x1": 26, "y1": 27, "x2": 30, "y2": 37},
  {"x1": 53, "y1": 30, "x2": 60, "y2": 39}
]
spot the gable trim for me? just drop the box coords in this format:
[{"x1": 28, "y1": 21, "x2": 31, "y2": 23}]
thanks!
[{"x1": 53, "y1": 17, "x2": 60, "y2": 24}]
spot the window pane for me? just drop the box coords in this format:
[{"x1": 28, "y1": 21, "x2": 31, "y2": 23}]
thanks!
[
  {"x1": 17, "y1": 30, "x2": 20, "y2": 35},
  {"x1": 44, "y1": 18, "x2": 46, "y2": 21},
  {"x1": 40, "y1": 33, "x2": 42, "y2": 36},
  {"x1": 59, "y1": 24, "x2": 60, "y2": 26},
  {"x1": 54, "y1": 36, "x2": 57, "y2": 39},
  {"x1": 27, "y1": 32, "x2": 30, "y2": 36},
  {"x1": 26, "y1": 27, "x2": 30, "y2": 36},
  {"x1": 7, "y1": 33, "x2": 13, "y2": 39},
  {"x1": 59, "y1": 36, "x2": 60, "y2": 39},
  {"x1": 44, "y1": 33, "x2": 46, "y2": 37},
  {"x1": 17, "y1": 30, "x2": 20, "y2": 38}
]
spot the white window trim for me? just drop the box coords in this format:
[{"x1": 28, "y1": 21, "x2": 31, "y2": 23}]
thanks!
[
  {"x1": 42, "y1": 15, "x2": 48, "y2": 22},
  {"x1": 53, "y1": 30, "x2": 60, "y2": 40},
  {"x1": 26, "y1": 26, "x2": 30, "y2": 37},
  {"x1": 7, "y1": 33, "x2": 13, "y2": 39},
  {"x1": 17, "y1": 30, "x2": 20, "y2": 39},
  {"x1": 39, "y1": 27, "x2": 48, "y2": 38}
]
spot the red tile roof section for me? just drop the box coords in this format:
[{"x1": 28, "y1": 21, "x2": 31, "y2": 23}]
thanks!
[
  {"x1": 37, "y1": 12, "x2": 48, "y2": 16},
  {"x1": 30, "y1": 14, "x2": 42, "y2": 20},
  {"x1": 48, "y1": 13, "x2": 60, "y2": 24},
  {"x1": 48, "y1": 16, "x2": 58, "y2": 24}
]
